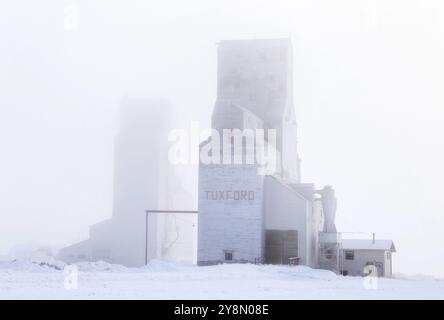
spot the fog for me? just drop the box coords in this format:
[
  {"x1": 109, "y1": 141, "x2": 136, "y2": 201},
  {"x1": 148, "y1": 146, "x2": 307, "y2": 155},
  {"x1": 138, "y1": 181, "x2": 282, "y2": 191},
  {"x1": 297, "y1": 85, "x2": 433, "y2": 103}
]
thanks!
[{"x1": 1, "y1": 0, "x2": 443, "y2": 276}]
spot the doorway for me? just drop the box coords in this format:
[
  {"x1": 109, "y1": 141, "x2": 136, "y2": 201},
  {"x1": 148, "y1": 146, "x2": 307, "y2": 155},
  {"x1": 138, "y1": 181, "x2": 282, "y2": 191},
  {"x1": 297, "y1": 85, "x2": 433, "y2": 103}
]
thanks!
[{"x1": 265, "y1": 230, "x2": 298, "y2": 264}]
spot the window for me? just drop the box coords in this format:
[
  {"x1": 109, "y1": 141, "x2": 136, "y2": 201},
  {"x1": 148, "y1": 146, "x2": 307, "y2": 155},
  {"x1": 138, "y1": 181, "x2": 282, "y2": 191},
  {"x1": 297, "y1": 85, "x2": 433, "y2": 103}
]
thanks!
[
  {"x1": 224, "y1": 251, "x2": 233, "y2": 261},
  {"x1": 341, "y1": 270, "x2": 348, "y2": 276},
  {"x1": 345, "y1": 250, "x2": 355, "y2": 260}
]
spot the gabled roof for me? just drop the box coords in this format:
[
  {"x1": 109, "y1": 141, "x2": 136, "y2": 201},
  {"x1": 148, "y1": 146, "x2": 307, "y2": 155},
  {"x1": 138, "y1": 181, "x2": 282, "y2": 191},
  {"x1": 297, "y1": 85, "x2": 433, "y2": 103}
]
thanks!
[{"x1": 342, "y1": 239, "x2": 396, "y2": 252}]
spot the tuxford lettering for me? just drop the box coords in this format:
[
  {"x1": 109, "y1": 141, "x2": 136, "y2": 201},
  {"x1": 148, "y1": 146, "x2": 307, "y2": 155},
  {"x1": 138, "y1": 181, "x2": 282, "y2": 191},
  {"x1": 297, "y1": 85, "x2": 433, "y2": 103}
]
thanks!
[
  {"x1": 174, "y1": 304, "x2": 208, "y2": 318},
  {"x1": 205, "y1": 190, "x2": 255, "y2": 201}
]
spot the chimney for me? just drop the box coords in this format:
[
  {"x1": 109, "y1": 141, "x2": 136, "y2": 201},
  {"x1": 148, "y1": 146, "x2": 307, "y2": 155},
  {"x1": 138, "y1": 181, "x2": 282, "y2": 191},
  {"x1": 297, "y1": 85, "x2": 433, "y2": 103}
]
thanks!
[{"x1": 372, "y1": 233, "x2": 375, "y2": 244}]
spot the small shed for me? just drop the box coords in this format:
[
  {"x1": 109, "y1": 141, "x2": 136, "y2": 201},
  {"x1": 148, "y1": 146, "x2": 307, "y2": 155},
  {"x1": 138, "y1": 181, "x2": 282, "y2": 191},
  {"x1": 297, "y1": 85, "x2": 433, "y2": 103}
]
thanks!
[{"x1": 340, "y1": 239, "x2": 396, "y2": 277}]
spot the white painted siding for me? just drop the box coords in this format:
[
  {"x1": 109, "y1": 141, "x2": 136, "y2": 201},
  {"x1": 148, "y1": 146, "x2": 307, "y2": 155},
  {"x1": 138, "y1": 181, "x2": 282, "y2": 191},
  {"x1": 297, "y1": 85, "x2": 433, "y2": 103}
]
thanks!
[
  {"x1": 342, "y1": 249, "x2": 388, "y2": 277},
  {"x1": 263, "y1": 177, "x2": 318, "y2": 267},
  {"x1": 197, "y1": 163, "x2": 265, "y2": 265}
]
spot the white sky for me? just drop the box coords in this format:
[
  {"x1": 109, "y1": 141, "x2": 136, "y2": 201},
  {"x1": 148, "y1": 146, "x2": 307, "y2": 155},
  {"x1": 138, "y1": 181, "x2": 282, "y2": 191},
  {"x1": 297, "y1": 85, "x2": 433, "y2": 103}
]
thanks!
[{"x1": 1, "y1": 0, "x2": 443, "y2": 276}]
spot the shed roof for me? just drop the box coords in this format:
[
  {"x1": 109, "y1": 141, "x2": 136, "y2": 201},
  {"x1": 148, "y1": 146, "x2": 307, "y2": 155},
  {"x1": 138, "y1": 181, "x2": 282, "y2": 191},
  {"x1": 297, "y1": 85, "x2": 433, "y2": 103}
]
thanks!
[{"x1": 342, "y1": 239, "x2": 396, "y2": 252}]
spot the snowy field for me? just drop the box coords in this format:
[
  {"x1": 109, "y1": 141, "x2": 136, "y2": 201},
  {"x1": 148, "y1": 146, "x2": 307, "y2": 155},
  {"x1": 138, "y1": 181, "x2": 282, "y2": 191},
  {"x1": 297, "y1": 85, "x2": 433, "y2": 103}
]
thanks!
[{"x1": 0, "y1": 260, "x2": 443, "y2": 299}]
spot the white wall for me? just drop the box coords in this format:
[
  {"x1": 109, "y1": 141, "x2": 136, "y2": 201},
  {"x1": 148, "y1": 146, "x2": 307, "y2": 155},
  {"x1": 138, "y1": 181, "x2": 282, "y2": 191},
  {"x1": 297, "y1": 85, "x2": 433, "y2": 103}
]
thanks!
[
  {"x1": 198, "y1": 162, "x2": 265, "y2": 264},
  {"x1": 263, "y1": 177, "x2": 317, "y2": 267},
  {"x1": 342, "y1": 249, "x2": 388, "y2": 277}
]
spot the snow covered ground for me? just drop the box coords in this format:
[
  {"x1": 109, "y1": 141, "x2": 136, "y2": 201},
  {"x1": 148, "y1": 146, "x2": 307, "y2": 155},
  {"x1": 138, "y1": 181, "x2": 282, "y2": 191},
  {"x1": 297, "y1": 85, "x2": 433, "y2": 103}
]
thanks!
[{"x1": 0, "y1": 260, "x2": 443, "y2": 299}]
